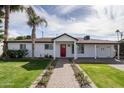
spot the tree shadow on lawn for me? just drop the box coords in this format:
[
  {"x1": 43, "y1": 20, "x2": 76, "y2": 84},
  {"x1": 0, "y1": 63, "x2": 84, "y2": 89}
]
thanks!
[
  {"x1": 21, "y1": 60, "x2": 49, "y2": 71},
  {"x1": 0, "y1": 58, "x2": 50, "y2": 71},
  {"x1": 0, "y1": 58, "x2": 50, "y2": 62}
]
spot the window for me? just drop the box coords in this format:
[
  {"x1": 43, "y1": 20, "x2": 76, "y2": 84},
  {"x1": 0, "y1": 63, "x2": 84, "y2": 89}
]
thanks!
[
  {"x1": 101, "y1": 48, "x2": 104, "y2": 51},
  {"x1": 45, "y1": 44, "x2": 53, "y2": 50},
  {"x1": 68, "y1": 44, "x2": 70, "y2": 47},
  {"x1": 77, "y1": 44, "x2": 84, "y2": 54},
  {"x1": 20, "y1": 44, "x2": 26, "y2": 50},
  {"x1": 72, "y1": 44, "x2": 74, "y2": 54}
]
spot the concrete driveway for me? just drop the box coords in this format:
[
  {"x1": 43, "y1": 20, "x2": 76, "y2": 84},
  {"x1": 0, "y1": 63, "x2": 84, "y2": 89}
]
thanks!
[
  {"x1": 76, "y1": 58, "x2": 124, "y2": 71},
  {"x1": 109, "y1": 64, "x2": 124, "y2": 71},
  {"x1": 76, "y1": 58, "x2": 124, "y2": 64}
]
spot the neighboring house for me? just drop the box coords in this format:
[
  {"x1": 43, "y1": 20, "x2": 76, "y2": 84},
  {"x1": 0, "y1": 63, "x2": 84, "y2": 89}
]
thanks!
[{"x1": 7, "y1": 33, "x2": 120, "y2": 59}]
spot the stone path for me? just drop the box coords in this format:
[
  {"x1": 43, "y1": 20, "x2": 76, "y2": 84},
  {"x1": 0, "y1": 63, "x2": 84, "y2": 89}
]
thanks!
[
  {"x1": 47, "y1": 59, "x2": 80, "y2": 88},
  {"x1": 109, "y1": 64, "x2": 124, "y2": 71}
]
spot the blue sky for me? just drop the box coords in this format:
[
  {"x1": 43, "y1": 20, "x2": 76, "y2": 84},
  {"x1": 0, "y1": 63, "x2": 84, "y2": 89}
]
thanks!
[{"x1": 9, "y1": 5, "x2": 124, "y2": 40}]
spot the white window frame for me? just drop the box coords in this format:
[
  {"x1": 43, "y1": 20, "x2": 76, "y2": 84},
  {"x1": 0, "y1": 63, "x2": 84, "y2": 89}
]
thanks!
[
  {"x1": 20, "y1": 44, "x2": 26, "y2": 50},
  {"x1": 45, "y1": 44, "x2": 53, "y2": 50},
  {"x1": 77, "y1": 44, "x2": 84, "y2": 54}
]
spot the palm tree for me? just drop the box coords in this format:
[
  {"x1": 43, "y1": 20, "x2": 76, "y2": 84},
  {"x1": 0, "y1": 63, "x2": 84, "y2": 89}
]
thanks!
[
  {"x1": 26, "y1": 7, "x2": 47, "y2": 57},
  {"x1": 0, "y1": 7, "x2": 4, "y2": 25},
  {"x1": 3, "y1": 6, "x2": 10, "y2": 57},
  {"x1": 116, "y1": 29, "x2": 120, "y2": 41},
  {"x1": 1, "y1": 5, "x2": 23, "y2": 57},
  {"x1": 0, "y1": 7, "x2": 4, "y2": 42}
]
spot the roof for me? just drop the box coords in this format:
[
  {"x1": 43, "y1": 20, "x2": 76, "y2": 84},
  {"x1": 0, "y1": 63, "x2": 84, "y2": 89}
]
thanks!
[
  {"x1": 52, "y1": 33, "x2": 78, "y2": 41},
  {"x1": 7, "y1": 38, "x2": 117, "y2": 44},
  {"x1": 77, "y1": 38, "x2": 117, "y2": 44},
  {"x1": 7, "y1": 33, "x2": 118, "y2": 44},
  {"x1": 7, "y1": 38, "x2": 53, "y2": 43}
]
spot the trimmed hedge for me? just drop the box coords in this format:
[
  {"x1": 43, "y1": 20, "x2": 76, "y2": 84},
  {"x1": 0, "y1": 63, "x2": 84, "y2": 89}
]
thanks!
[{"x1": 6, "y1": 49, "x2": 28, "y2": 58}]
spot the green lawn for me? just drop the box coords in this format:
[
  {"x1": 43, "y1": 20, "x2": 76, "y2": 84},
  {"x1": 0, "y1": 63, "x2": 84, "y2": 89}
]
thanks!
[
  {"x1": 0, "y1": 59, "x2": 50, "y2": 88},
  {"x1": 79, "y1": 64, "x2": 124, "y2": 88}
]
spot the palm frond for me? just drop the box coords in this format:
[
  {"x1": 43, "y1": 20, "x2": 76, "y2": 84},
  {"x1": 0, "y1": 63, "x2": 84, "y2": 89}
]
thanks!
[
  {"x1": 0, "y1": 5, "x2": 4, "y2": 10},
  {"x1": 0, "y1": 34, "x2": 3, "y2": 39},
  {"x1": 26, "y1": 6, "x2": 36, "y2": 18},
  {"x1": 0, "y1": 29, "x2": 3, "y2": 32},
  {"x1": 10, "y1": 5, "x2": 24, "y2": 12},
  {"x1": 40, "y1": 18, "x2": 47, "y2": 27},
  {"x1": 0, "y1": 10, "x2": 4, "y2": 18},
  {"x1": 26, "y1": 6, "x2": 48, "y2": 37},
  {"x1": 0, "y1": 20, "x2": 2, "y2": 24},
  {"x1": 0, "y1": 6, "x2": 4, "y2": 24},
  {"x1": 26, "y1": 7, "x2": 47, "y2": 27},
  {"x1": 0, "y1": 29, "x2": 3, "y2": 41}
]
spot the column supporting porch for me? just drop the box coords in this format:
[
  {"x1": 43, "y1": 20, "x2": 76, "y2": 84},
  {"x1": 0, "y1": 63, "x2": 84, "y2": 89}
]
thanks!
[
  {"x1": 74, "y1": 41, "x2": 77, "y2": 60},
  {"x1": 94, "y1": 44, "x2": 97, "y2": 59},
  {"x1": 117, "y1": 44, "x2": 120, "y2": 60},
  {"x1": 53, "y1": 41, "x2": 56, "y2": 60}
]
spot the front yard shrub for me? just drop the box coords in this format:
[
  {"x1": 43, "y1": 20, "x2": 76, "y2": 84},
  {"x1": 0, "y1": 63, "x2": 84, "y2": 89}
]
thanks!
[
  {"x1": 6, "y1": 50, "x2": 16, "y2": 58},
  {"x1": 44, "y1": 54, "x2": 53, "y2": 58},
  {"x1": 71, "y1": 63, "x2": 91, "y2": 88},
  {"x1": 6, "y1": 49, "x2": 28, "y2": 58},
  {"x1": 49, "y1": 55, "x2": 53, "y2": 58},
  {"x1": 17, "y1": 50, "x2": 28, "y2": 58},
  {"x1": 44, "y1": 54, "x2": 49, "y2": 58}
]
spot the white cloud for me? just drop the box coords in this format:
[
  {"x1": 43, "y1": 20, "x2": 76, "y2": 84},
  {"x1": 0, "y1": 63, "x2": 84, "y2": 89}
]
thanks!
[
  {"x1": 33, "y1": 6, "x2": 65, "y2": 31},
  {"x1": 8, "y1": 5, "x2": 124, "y2": 40},
  {"x1": 8, "y1": 29, "x2": 21, "y2": 38},
  {"x1": 55, "y1": 5, "x2": 83, "y2": 15},
  {"x1": 41, "y1": 5, "x2": 124, "y2": 40},
  {"x1": 9, "y1": 11, "x2": 28, "y2": 26},
  {"x1": 85, "y1": 5, "x2": 124, "y2": 36}
]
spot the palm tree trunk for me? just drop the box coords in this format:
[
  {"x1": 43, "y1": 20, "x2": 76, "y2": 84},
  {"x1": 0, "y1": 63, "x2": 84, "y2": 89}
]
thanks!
[
  {"x1": 3, "y1": 5, "x2": 10, "y2": 57},
  {"x1": 32, "y1": 25, "x2": 36, "y2": 58}
]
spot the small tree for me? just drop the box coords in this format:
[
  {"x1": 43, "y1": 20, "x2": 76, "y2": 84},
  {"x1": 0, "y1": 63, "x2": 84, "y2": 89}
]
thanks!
[{"x1": 15, "y1": 35, "x2": 31, "y2": 40}]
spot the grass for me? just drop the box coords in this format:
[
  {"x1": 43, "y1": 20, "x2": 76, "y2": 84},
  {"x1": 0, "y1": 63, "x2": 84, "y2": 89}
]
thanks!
[
  {"x1": 79, "y1": 64, "x2": 124, "y2": 88},
  {"x1": 0, "y1": 59, "x2": 50, "y2": 88}
]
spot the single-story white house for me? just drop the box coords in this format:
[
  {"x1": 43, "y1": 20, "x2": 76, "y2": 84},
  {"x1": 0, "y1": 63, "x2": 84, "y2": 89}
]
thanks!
[{"x1": 7, "y1": 33, "x2": 120, "y2": 59}]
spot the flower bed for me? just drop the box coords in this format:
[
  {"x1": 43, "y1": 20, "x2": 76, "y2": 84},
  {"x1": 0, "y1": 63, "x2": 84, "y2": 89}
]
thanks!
[{"x1": 71, "y1": 63, "x2": 91, "y2": 88}]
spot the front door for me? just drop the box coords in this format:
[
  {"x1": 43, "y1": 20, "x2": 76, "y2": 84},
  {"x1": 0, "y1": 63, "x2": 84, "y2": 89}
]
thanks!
[{"x1": 60, "y1": 44, "x2": 66, "y2": 57}]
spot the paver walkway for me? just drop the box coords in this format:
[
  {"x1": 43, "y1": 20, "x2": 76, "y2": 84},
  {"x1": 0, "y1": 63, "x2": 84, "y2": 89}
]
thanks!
[
  {"x1": 47, "y1": 59, "x2": 80, "y2": 88},
  {"x1": 109, "y1": 64, "x2": 124, "y2": 71}
]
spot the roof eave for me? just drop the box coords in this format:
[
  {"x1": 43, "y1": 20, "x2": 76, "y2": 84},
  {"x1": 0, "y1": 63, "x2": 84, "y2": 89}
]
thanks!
[{"x1": 52, "y1": 33, "x2": 78, "y2": 41}]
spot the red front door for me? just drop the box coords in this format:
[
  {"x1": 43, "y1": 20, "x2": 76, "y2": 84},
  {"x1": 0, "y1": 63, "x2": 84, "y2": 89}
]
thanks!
[{"x1": 60, "y1": 44, "x2": 66, "y2": 57}]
